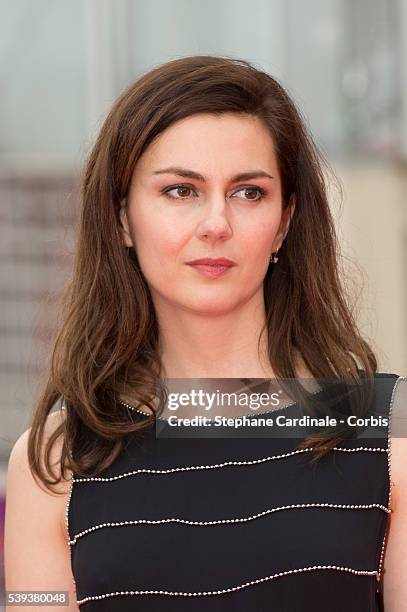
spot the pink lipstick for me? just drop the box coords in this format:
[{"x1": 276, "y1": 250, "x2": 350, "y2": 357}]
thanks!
[{"x1": 186, "y1": 257, "x2": 236, "y2": 279}]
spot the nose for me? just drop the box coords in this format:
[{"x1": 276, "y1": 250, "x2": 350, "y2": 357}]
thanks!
[{"x1": 196, "y1": 191, "x2": 233, "y2": 243}]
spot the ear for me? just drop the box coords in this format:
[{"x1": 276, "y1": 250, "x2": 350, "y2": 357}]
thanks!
[
  {"x1": 273, "y1": 193, "x2": 296, "y2": 250},
  {"x1": 119, "y1": 202, "x2": 134, "y2": 248},
  {"x1": 283, "y1": 192, "x2": 296, "y2": 238}
]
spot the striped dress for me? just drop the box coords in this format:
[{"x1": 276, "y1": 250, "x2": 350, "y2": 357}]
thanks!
[{"x1": 66, "y1": 372, "x2": 402, "y2": 611}]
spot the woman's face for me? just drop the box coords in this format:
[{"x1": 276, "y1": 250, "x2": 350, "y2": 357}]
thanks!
[{"x1": 120, "y1": 112, "x2": 295, "y2": 316}]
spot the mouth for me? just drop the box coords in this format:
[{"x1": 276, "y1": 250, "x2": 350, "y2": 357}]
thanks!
[
  {"x1": 186, "y1": 261, "x2": 236, "y2": 278},
  {"x1": 186, "y1": 258, "x2": 237, "y2": 267}
]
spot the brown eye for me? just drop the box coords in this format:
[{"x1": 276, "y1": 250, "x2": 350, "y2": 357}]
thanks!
[
  {"x1": 244, "y1": 188, "x2": 259, "y2": 200},
  {"x1": 177, "y1": 186, "x2": 192, "y2": 197},
  {"x1": 163, "y1": 184, "x2": 197, "y2": 200},
  {"x1": 233, "y1": 186, "x2": 266, "y2": 202}
]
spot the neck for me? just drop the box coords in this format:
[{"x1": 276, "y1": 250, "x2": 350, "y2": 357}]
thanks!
[{"x1": 155, "y1": 293, "x2": 274, "y2": 379}]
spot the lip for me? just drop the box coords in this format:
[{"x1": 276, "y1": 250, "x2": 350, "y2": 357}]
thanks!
[
  {"x1": 186, "y1": 258, "x2": 236, "y2": 279},
  {"x1": 186, "y1": 258, "x2": 236, "y2": 266}
]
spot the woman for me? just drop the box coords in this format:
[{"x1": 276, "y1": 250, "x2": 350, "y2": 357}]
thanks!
[{"x1": 4, "y1": 55, "x2": 407, "y2": 611}]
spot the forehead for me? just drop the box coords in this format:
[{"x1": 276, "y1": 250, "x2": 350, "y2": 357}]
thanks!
[{"x1": 135, "y1": 113, "x2": 279, "y2": 177}]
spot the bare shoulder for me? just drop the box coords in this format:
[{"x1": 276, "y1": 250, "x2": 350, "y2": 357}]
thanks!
[
  {"x1": 6, "y1": 404, "x2": 73, "y2": 541},
  {"x1": 5, "y1": 406, "x2": 79, "y2": 610},
  {"x1": 8, "y1": 407, "x2": 72, "y2": 526},
  {"x1": 388, "y1": 376, "x2": 407, "y2": 509},
  {"x1": 381, "y1": 376, "x2": 407, "y2": 610}
]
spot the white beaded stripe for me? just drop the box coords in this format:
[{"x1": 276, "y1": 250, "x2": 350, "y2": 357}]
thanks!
[
  {"x1": 377, "y1": 375, "x2": 406, "y2": 584},
  {"x1": 68, "y1": 502, "x2": 390, "y2": 546},
  {"x1": 64, "y1": 471, "x2": 78, "y2": 594},
  {"x1": 76, "y1": 565, "x2": 379, "y2": 605},
  {"x1": 72, "y1": 446, "x2": 387, "y2": 482}
]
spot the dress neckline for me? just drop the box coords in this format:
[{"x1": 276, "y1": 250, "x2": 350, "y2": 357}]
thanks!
[{"x1": 118, "y1": 377, "x2": 338, "y2": 422}]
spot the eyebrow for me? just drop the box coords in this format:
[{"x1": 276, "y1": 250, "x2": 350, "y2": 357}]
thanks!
[{"x1": 152, "y1": 166, "x2": 274, "y2": 182}]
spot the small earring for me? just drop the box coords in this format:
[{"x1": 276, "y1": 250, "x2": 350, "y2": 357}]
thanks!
[{"x1": 270, "y1": 250, "x2": 279, "y2": 264}]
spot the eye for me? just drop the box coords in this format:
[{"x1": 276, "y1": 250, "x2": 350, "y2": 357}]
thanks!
[
  {"x1": 232, "y1": 186, "x2": 266, "y2": 202},
  {"x1": 162, "y1": 184, "x2": 197, "y2": 200}
]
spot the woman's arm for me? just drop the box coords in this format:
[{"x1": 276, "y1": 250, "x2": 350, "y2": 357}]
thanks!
[
  {"x1": 382, "y1": 377, "x2": 407, "y2": 610},
  {"x1": 4, "y1": 411, "x2": 79, "y2": 611}
]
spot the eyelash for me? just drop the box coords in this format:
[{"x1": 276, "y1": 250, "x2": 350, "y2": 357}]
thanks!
[{"x1": 161, "y1": 183, "x2": 267, "y2": 203}]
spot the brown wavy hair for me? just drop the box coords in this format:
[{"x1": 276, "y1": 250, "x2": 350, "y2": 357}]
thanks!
[{"x1": 26, "y1": 54, "x2": 377, "y2": 492}]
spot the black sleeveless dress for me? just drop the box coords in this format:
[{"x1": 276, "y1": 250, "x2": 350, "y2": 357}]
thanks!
[{"x1": 66, "y1": 373, "x2": 400, "y2": 611}]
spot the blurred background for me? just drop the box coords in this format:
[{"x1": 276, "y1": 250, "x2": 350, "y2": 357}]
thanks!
[{"x1": 1, "y1": 0, "x2": 406, "y2": 603}]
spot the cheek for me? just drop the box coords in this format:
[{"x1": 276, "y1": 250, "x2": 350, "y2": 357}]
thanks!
[
  {"x1": 133, "y1": 216, "x2": 186, "y2": 271},
  {"x1": 238, "y1": 221, "x2": 278, "y2": 261}
]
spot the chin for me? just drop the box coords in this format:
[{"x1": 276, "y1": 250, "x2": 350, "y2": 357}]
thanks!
[{"x1": 182, "y1": 298, "x2": 240, "y2": 315}]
